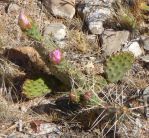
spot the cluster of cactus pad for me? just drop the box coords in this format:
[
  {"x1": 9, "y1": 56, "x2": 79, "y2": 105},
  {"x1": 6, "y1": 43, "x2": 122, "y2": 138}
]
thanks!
[
  {"x1": 18, "y1": 11, "x2": 135, "y2": 107},
  {"x1": 25, "y1": 24, "x2": 42, "y2": 41},
  {"x1": 23, "y1": 78, "x2": 51, "y2": 99},
  {"x1": 69, "y1": 52, "x2": 134, "y2": 106}
]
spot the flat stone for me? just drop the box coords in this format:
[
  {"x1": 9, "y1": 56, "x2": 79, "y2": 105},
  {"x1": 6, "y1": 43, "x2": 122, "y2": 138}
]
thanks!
[
  {"x1": 86, "y1": 8, "x2": 111, "y2": 22},
  {"x1": 44, "y1": 23, "x2": 67, "y2": 41},
  {"x1": 123, "y1": 41, "x2": 143, "y2": 57},
  {"x1": 102, "y1": 30, "x2": 130, "y2": 56},
  {"x1": 140, "y1": 55, "x2": 149, "y2": 62},
  {"x1": 42, "y1": 0, "x2": 75, "y2": 19},
  {"x1": 88, "y1": 21, "x2": 104, "y2": 34}
]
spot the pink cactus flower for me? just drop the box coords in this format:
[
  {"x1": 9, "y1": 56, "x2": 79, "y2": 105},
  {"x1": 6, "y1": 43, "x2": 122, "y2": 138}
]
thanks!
[
  {"x1": 18, "y1": 10, "x2": 32, "y2": 30},
  {"x1": 49, "y1": 49, "x2": 62, "y2": 64}
]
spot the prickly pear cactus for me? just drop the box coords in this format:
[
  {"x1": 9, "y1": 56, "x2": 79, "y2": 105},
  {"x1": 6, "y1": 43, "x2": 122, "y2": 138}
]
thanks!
[
  {"x1": 105, "y1": 52, "x2": 134, "y2": 83},
  {"x1": 23, "y1": 78, "x2": 51, "y2": 99}
]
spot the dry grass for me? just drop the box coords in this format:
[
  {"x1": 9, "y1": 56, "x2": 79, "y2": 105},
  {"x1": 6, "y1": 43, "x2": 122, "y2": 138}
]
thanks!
[
  {"x1": 68, "y1": 29, "x2": 89, "y2": 53},
  {"x1": 112, "y1": 0, "x2": 137, "y2": 30},
  {"x1": 111, "y1": 0, "x2": 149, "y2": 33}
]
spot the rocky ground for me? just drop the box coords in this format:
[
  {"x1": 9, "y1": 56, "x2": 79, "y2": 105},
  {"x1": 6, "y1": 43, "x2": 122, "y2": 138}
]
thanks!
[{"x1": 0, "y1": 0, "x2": 149, "y2": 138}]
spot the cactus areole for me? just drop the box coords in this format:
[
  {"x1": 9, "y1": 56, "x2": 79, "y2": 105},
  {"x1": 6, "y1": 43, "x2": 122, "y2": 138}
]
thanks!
[{"x1": 49, "y1": 49, "x2": 62, "y2": 64}]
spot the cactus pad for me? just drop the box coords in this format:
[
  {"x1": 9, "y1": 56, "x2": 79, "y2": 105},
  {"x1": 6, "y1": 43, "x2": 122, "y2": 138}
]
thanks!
[
  {"x1": 26, "y1": 24, "x2": 42, "y2": 41},
  {"x1": 105, "y1": 52, "x2": 134, "y2": 83},
  {"x1": 23, "y1": 78, "x2": 51, "y2": 99}
]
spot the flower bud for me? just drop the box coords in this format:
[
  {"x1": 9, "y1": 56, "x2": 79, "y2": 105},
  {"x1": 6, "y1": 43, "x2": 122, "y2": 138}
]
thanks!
[
  {"x1": 18, "y1": 10, "x2": 32, "y2": 30},
  {"x1": 83, "y1": 91, "x2": 93, "y2": 101},
  {"x1": 69, "y1": 91, "x2": 80, "y2": 103},
  {"x1": 49, "y1": 49, "x2": 62, "y2": 64}
]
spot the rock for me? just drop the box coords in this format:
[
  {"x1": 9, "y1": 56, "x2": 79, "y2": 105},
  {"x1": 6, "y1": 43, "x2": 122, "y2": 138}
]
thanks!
[
  {"x1": 44, "y1": 23, "x2": 67, "y2": 48},
  {"x1": 143, "y1": 87, "x2": 149, "y2": 118},
  {"x1": 102, "y1": 30, "x2": 130, "y2": 56},
  {"x1": 122, "y1": 41, "x2": 143, "y2": 57},
  {"x1": 140, "y1": 55, "x2": 149, "y2": 62},
  {"x1": 84, "y1": 0, "x2": 114, "y2": 6},
  {"x1": 7, "y1": 3, "x2": 20, "y2": 14},
  {"x1": 0, "y1": 0, "x2": 10, "y2": 3},
  {"x1": 4, "y1": 47, "x2": 49, "y2": 73},
  {"x1": 44, "y1": 23, "x2": 67, "y2": 41},
  {"x1": 42, "y1": 0, "x2": 75, "y2": 19},
  {"x1": 142, "y1": 36, "x2": 149, "y2": 51},
  {"x1": 43, "y1": 23, "x2": 67, "y2": 48},
  {"x1": 30, "y1": 120, "x2": 62, "y2": 135},
  {"x1": 88, "y1": 21, "x2": 104, "y2": 34},
  {"x1": 77, "y1": 0, "x2": 114, "y2": 34},
  {"x1": 86, "y1": 34, "x2": 97, "y2": 41}
]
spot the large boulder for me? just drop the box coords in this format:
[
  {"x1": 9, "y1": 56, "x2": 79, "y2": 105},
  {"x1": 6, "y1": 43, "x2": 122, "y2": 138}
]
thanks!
[{"x1": 42, "y1": 0, "x2": 75, "y2": 19}]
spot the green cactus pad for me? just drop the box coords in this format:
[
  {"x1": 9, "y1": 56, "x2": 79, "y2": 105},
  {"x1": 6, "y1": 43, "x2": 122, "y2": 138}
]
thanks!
[
  {"x1": 105, "y1": 52, "x2": 134, "y2": 83},
  {"x1": 26, "y1": 24, "x2": 42, "y2": 41},
  {"x1": 23, "y1": 78, "x2": 51, "y2": 99}
]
